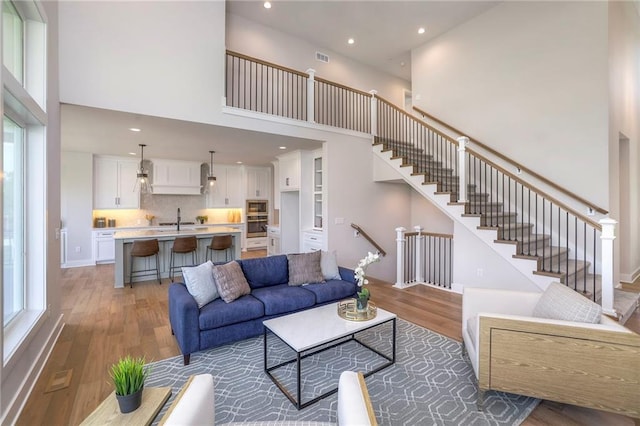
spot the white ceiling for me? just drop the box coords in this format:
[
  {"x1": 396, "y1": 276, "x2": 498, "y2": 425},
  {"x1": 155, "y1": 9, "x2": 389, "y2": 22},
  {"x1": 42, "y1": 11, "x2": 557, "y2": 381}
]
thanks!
[
  {"x1": 62, "y1": 1, "x2": 498, "y2": 166},
  {"x1": 61, "y1": 104, "x2": 323, "y2": 166},
  {"x1": 226, "y1": 0, "x2": 498, "y2": 81}
]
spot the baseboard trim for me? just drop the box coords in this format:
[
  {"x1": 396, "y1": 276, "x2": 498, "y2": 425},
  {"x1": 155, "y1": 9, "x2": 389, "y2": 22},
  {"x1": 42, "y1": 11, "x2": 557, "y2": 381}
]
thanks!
[
  {"x1": 620, "y1": 266, "x2": 640, "y2": 284},
  {"x1": 1, "y1": 315, "x2": 64, "y2": 425},
  {"x1": 61, "y1": 259, "x2": 95, "y2": 268}
]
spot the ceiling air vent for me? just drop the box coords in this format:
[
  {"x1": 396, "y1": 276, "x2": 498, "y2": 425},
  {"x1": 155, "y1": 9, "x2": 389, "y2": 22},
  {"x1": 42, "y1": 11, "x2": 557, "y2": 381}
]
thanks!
[{"x1": 316, "y1": 52, "x2": 329, "y2": 63}]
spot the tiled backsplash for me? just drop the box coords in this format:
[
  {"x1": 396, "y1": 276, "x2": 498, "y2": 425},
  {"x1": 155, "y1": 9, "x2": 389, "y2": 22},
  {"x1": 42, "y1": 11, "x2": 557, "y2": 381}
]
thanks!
[{"x1": 92, "y1": 193, "x2": 243, "y2": 227}]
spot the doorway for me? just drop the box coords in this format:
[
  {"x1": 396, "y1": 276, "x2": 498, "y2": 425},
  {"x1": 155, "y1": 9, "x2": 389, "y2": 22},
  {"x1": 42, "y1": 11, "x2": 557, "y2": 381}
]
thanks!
[{"x1": 618, "y1": 133, "x2": 631, "y2": 281}]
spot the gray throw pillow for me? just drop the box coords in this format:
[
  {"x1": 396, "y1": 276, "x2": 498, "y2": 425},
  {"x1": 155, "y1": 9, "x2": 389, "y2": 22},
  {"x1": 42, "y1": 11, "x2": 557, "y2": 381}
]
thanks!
[
  {"x1": 182, "y1": 261, "x2": 219, "y2": 308},
  {"x1": 212, "y1": 261, "x2": 251, "y2": 303},
  {"x1": 532, "y1": 282, "x2": 602, "y2": 324},
  {"x1": 287, "y1": 251, "x2": 325, "y2": 286},
  {"x1": 321, "y1": 250, "x2": 341, "y2": 280}
]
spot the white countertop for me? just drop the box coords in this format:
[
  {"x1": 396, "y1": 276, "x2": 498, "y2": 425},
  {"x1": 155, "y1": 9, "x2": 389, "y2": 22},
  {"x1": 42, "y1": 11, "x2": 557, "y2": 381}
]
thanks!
[
  {"x1": 113, "y1": 226, "x2": 242, "y2": 240},
  {"x1": 94, "y1": 222, "x2": 244, "y2": 232}
]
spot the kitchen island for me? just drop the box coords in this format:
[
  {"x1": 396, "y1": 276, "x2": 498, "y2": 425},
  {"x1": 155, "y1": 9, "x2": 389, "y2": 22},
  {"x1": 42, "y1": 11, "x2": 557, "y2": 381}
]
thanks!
[{"x1": 113, "y1": 226, "x2": 242, "y2": 288}]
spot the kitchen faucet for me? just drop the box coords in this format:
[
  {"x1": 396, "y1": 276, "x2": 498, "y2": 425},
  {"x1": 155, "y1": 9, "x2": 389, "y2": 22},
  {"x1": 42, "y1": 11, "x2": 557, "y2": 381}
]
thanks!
[{"x1": 177, "y1": 208, "x2": 181, "y2": 231}]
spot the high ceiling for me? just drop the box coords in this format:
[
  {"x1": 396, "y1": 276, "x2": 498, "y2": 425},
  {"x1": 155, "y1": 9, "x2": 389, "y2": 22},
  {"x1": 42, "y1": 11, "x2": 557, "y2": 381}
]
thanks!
[
  {"x1": 62, "y1": 1, "x2": 499, "y2": 165},
  {"x1": 226, "y1": 1, "x2": 498, "y2": 81}
]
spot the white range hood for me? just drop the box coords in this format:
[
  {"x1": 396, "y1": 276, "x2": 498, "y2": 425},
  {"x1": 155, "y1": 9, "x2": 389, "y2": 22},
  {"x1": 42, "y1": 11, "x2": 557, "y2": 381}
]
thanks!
[{"x1": 151, "y1": 159, "x2": 203, "y2": 195}]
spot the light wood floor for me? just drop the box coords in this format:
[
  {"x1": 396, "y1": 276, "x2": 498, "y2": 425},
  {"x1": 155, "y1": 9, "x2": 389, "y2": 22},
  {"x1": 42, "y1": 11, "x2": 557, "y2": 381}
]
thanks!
[{"x1": 16, "y1": 253, "x2": 640, "y2": 425}]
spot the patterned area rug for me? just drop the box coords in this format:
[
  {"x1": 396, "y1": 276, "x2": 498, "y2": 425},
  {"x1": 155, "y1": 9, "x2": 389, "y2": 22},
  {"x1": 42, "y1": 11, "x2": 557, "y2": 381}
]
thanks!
[{"x1": 146, "y1": 319, "x2": 539, "y2": 425}]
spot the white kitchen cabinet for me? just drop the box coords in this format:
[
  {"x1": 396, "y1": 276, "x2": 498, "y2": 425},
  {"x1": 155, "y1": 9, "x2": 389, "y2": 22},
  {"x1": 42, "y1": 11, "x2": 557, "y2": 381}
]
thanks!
[
  {"x1": 93, "y1": 156, "x2": 140, "y2": 209},
  {"x1": 93, "y1": 230, "x2": 116, "y2": 264},
  {"x1": 246, "y1": 236, "x2": 267, "y2": 250},
  {"x1": 313, "y1": 155, "x2": 323, "y2": 229},
  {"x1": 302, "y1": 230, "x2": 323, "y2": 252},
  {"x1": 207, "y1": 164, "x2": 243, "y2": 208},
  {"x1": 278, "y1": 151, "x2": 300, "y2": 191},
  {"x1": 152, "y1": 159, "x2": 202, "y2": 195},
  {"x1": 272, "y1": 160, "x2": 280, "y2": 210},
  {"x1": 245, "y1": 166, "x2": 271, "y2": 200},
  {"x1": 267, "y1": 226, "x2": 281, "y2": 256}
]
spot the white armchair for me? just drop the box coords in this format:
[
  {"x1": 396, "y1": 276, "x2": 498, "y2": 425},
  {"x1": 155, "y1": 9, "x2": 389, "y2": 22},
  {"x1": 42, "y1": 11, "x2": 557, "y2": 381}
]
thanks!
[
  {"x1": 160, "y1": 371, "x2": 377, "y2": 425},
  {"x1": 462, "y1": 284, "x2": 640, "y2": 420}
]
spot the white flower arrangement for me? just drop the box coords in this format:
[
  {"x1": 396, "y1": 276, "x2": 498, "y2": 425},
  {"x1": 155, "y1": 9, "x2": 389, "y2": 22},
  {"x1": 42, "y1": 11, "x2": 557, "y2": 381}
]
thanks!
[{"x1": 354, "y1": 251, "x2": 381, "y2": 299}]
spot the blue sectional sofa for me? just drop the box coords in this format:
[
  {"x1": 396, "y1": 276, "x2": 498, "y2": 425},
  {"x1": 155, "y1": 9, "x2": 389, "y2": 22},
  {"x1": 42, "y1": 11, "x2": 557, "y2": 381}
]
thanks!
[{"x1": 169, "y1": 254, "x2": 357, "y2": 365}]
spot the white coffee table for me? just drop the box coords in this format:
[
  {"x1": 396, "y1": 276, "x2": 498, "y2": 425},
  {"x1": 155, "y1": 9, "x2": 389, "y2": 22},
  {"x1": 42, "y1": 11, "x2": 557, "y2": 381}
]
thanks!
[{"x1": 263, "y1": 302, "x2": 397, "y2": 409}]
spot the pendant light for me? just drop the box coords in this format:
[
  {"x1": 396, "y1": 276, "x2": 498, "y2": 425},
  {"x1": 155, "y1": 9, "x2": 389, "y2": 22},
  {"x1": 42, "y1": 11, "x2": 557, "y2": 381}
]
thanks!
[
  {"x1": 133, "y1": 143, "x2": 152, "y2": 193},
  {"x1": 204, "y1": 150, "x2": 217, "y2": 194}
]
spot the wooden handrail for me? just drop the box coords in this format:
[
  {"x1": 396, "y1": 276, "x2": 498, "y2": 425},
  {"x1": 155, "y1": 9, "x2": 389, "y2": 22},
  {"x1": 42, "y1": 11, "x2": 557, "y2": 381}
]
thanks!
[
  {"x1": 314, "y1": 76, "x2": 373, "y2": 98},
  {"x1": 350, "y1": 223, "x2": 386, "y2": 257},
  {"x1": 413, "y1": 105, "x2": 608, "y2": 215},
  {"x1": 467, "y1": 147, "x2": 602, "y2": 230},
  {"x1": 405, "y1": 231, "x2": 454, "y2": 239},
  {"x1": 375, "y1": 96, "x2": 459, "y2": 145},
  {"x1": 226, "y1": 50, "x2": 310, "y2": 78}
]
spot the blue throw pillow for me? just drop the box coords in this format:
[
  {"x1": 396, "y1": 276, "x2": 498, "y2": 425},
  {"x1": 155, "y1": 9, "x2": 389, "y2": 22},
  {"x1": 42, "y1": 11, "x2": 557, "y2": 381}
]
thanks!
[{"x1": 238, "y1": 255, "x2": 289, "y2": 288}]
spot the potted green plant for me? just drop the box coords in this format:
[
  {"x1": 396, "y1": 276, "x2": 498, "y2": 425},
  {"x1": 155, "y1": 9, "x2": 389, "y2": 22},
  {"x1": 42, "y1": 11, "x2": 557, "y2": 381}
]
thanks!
[
  {"x1": 196, "y1": 215, "x2": 208, "y2": 224},
  {"x1": 109, "y1": 355, "x2": 149, "y2": 413}
]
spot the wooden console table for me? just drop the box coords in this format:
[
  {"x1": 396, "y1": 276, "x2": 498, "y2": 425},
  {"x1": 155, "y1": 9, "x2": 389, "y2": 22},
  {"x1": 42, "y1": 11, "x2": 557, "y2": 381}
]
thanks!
[{"x1": 80, "y1": 387, "x2": 171, "y2": 426}]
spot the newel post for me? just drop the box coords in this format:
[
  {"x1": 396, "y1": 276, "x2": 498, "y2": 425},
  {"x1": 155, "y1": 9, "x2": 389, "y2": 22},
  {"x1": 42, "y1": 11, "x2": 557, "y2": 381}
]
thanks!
[
  {"x1": 414, "y1": 226, "x2": 424, "y2": 283},
  {"x1": 394, "y1": 227, "x2": 406, "y2": 288},
  {"x1": 306, "y1": 68, "x2": 316, "y2": 123},
  {"x1": 457, "y1": 137, "x2": 469, "y2": 203},
  {"x1": 599, "y1": 218, "x2": 617, "y2": 317},
  {"x1": 370, "y1": 90, "x2": 378, "y2": 137}
]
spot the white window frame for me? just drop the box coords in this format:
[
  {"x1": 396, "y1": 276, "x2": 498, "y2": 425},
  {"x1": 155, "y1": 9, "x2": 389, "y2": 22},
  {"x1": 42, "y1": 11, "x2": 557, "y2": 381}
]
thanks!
[{"x1": 1, "y1": 0, "x2": 47, "y2": 367}]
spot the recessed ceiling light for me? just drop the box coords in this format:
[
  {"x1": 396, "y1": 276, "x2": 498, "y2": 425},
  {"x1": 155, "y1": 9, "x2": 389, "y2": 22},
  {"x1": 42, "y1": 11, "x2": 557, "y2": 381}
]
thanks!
[
  {"x1": 418, "y1": 27, "x2": 425, "y2": 35},
  {"x1": 279, "y1": 146, "x2": 287, "y2": 150},
  {"x1": 129, "y1": 127, "x2": 141, "y2": 132},
  {"x1": 236, "y1": 161, "x2": 243, "y2": 164},
  {"x1": 348, "y1": 38, "x2": 355, "y2": 45},
  {"x1": 264, "y1": 1, "x2": 271, "y2": 9},
  {"x1": 128, "y1": 152, "x2": 136, "y2": 156}
]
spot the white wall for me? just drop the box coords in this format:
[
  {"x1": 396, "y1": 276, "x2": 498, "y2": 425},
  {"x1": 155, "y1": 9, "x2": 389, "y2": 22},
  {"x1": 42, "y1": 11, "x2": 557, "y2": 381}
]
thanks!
[
  {"x1": 61, "y1": 151, "x2": 93, "y2": 266},
  {"x1": 326, "y1": 137, "x2": 412, "y2": 282},
  {"x1": 226, "y1": 13, "x2": 410, "y2": 107},
  {"x1": 608, "y1": 1, "x2": 640, "y2": 282},
  {"x1": 410, "y1": 191, "x2": 453, "y2": 235},
  {"x1": 58, "y1": 1, "x2": 226, "y2": 124},
  {"x1": 1, "y1": 1, "x2": 62, "y2": 423},
  {"x1": 452, "y1": 222, "x2": 540, "y2": 293},
  {"x1": 411, "y1": 1, "x2": 609, "y2": 209}
]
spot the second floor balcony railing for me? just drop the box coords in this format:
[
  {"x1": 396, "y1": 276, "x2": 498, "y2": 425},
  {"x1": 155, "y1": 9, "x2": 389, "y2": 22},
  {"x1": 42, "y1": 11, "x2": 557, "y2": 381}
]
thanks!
[{"x1": 226, "y1": 50, "x2": 371, "y2": 133}]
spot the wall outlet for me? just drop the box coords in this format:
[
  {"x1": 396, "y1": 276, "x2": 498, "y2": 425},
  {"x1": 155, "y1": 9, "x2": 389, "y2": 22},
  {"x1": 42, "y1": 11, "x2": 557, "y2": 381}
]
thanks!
[
  {"x1": 476, "y1": 268, "x2": 483, "y2": 277},
  {"x1": 75, "y1": 246, "x2": 81, "y2": 253}
]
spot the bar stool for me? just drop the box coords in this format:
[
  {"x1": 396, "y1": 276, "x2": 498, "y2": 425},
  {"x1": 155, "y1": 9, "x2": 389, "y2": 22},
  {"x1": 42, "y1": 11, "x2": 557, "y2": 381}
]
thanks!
[
  {"x1": 129, "y1": 239, "x2": 161, "y2": 287},
  {"x1": 169, "y1": 236, "x2": 198, "y2": 282},
  {"x1": 206, "y1": 235, "x2": 233, "y2": 263}
]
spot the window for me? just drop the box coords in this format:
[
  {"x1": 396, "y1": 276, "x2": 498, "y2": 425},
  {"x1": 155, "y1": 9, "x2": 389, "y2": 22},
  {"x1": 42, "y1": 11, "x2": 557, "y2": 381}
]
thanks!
[
  {"x1": 2, "y1": 0, "x2": 47, "y2": 364},
  {"x1": 3, "y1": 116, "x2": 24, "y2": 326},
  {"x1": 2, "y1": 0, "x2": 23, "y2": 83}
]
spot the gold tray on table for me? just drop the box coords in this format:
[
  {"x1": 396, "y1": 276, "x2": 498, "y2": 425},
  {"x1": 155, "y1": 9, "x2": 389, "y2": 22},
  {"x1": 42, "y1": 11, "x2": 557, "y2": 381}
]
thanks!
[{"x1": 337, "y1": 299, "x2": 377, "y2": 321}]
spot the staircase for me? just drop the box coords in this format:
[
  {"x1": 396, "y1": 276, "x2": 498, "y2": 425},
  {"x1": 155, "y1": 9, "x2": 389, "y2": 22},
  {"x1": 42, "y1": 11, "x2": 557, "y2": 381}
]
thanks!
[
  {"x1": 374, "y1": 130, "x2": 638, "y2": 323},
  {"x1": 223, "y1": 50, "x2": 639, "y2": 322}
]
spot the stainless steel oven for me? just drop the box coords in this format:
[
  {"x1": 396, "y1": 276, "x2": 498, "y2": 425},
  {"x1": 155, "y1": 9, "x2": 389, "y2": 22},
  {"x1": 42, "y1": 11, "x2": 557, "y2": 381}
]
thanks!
[
  {"x1": 247, "y1": 214, "x2": 268, "y2": 237},
  {"x1": 246, "y1": 200, "x2": 268, "y2": 238},
  {"x1": 247, "y1": 200, "x2": 268, "y2": 215}
]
